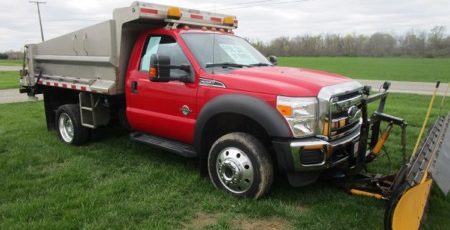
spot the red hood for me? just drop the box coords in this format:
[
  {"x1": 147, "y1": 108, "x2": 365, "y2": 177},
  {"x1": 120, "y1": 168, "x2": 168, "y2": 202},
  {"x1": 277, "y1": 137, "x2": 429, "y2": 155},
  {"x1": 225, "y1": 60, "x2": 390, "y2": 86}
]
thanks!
[{"x1": 214, "y1": 66, "x2": 353, "y2": 97}]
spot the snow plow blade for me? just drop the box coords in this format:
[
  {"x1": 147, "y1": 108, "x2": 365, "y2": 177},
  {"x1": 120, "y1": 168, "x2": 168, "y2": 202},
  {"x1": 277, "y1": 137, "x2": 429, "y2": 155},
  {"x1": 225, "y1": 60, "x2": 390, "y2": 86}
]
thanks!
[{"x1": 384, "y1": 113, "x2": 450, "y2": 230}]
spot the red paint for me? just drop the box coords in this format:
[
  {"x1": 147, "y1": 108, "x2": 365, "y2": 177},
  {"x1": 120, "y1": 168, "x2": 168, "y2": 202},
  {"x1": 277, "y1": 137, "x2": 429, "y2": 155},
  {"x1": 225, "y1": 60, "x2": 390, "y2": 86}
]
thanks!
[
  {"x1": 210, "y1": 17, "x2": 221, "y2": 23},
  {"x1": 53, "y1": 82, "x2": 58, "y2": 87},
  {"x1": 190, "y1": 14, "x2": 203, "y2": 20},
  {"x1": 126, "y1": 29, "x2": 199, "y2": 144},
  {"x1": 124, "y1": 29, "x2": 352, "y2": 145},
  {"x1": 140, "y1": 8, "x2": 158, "y2": 14},
  {"x1": 38, "y1": 28, "x2": 351, "y2": 146}
]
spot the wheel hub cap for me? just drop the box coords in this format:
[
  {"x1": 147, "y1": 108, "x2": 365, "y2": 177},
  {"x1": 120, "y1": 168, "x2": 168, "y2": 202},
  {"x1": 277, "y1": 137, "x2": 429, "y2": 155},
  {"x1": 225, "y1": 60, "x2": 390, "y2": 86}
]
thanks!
[
  {"x1": 216, "y1": 147, "x2": 254, "y2": 193},
  {"x1": 59, "y1": 113, "x2": 74, "y2": 143}
]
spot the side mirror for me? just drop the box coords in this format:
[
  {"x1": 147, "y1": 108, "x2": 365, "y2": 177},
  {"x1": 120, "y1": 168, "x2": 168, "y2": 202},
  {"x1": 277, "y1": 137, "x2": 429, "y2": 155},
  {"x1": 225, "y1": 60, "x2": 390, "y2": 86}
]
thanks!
[
  {"x1": 149, "y1": 54, "x2": 192, "y2": 83},
  {"x1": 268, "y1": 55, "x2": 277, "y2": 65}
]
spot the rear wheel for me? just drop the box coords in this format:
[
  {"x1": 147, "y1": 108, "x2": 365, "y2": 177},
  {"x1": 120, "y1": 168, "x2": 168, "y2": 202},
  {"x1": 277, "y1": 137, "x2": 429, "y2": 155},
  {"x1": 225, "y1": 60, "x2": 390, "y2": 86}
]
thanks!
[
  {"x1": 56, "y1": 104, "x2": 89, "y2": 145},
  {"x1": 208, "y1": 132, "x2": 273, "y2": 199}
]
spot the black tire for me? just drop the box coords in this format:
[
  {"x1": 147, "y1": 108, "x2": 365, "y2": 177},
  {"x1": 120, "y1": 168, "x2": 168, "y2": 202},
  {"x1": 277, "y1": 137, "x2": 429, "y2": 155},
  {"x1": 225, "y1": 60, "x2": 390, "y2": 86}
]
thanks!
[
  {"x1": 207, "y1": 132, "x2": 274, "y2": 199},
  {"x1": 55, "y1": 104, "x2": 89, "y2": 145}
]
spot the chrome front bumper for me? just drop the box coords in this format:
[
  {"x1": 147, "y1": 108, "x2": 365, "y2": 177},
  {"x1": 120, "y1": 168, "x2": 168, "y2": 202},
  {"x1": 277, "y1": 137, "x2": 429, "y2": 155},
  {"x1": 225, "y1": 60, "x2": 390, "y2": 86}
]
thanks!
[{"x1": 272, "y1": 128, "x2": 361, "y2": 172}]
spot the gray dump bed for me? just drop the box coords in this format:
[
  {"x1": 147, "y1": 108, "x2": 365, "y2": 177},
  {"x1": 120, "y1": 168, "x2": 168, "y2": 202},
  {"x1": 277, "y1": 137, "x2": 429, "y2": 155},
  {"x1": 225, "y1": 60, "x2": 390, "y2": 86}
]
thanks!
[{"x1": 21, "y1": 1, "x2": 233, "y2": 95}]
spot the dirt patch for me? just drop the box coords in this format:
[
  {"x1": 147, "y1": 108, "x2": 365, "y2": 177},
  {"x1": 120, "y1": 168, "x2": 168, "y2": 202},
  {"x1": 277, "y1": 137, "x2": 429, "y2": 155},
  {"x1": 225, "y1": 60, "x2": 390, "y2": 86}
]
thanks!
[
  {"x1": 186, "y1": 212, "x2": 291, "y2": 230},
  {"x1": 232, "y1": 217, "x2": 291, "y2": 230},
  {"x1": 187, "y1": 212, "x2": 220, "y2": 229}
]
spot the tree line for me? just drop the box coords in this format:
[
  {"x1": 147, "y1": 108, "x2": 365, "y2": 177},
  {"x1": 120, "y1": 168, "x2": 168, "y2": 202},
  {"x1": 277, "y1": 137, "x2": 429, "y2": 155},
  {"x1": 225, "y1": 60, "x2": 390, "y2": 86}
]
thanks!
[
  {"x1": 250, "y1": 26, "x2": 450, "y2": 58},
  {"x1": 0, "y1": 51, "x2": 22, "y2": 60}
]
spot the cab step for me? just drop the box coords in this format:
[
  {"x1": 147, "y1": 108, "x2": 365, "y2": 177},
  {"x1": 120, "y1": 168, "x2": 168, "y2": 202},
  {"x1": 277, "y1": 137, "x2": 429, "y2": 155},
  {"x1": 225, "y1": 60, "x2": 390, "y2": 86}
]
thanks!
[{"x1": 130, "y1": 132, "x2": 197, "y2": 158}]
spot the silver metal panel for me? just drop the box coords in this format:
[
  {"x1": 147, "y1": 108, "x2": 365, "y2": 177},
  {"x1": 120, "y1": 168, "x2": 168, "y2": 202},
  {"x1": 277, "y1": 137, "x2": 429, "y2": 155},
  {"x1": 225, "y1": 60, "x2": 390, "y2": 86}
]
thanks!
[
  {"x1": 35, "y1": 55, "x2": 112, "y2": 63},
  {"x1": 90, "y1": 80, "x2": 117, "y2": 94},
  {"x1": 36, "y1": 20, "x2": 116, "y2": 57},
  {"x1": 26, "y1": 20, "x2": 121, "y2": 95},
  {"x1": 431, "y1": 114, "x2": 450, "y2": 195},
  {"x1": 22, "y1": 2, "x2": 238, "y2": 95}
]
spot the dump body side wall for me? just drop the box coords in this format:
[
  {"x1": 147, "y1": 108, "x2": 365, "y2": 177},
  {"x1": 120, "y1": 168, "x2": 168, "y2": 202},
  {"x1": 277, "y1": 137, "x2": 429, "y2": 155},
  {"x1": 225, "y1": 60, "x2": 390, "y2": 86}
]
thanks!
[{"x1": 24, "y1": 20, "x2": 120, "y2": 94}]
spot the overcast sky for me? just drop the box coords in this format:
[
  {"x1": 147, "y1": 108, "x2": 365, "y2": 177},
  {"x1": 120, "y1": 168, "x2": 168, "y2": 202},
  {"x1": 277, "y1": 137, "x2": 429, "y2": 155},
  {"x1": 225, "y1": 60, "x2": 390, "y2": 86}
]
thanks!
[{"x1": 1, "y1": 0, "x2": 449, "y2": 52}]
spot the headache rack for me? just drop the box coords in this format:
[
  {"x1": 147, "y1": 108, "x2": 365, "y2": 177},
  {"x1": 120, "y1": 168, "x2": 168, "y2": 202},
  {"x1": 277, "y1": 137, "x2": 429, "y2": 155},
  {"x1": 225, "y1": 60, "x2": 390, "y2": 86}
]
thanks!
[{"x1": 21, "y1": 1, "x2": 237, "y2": 96}]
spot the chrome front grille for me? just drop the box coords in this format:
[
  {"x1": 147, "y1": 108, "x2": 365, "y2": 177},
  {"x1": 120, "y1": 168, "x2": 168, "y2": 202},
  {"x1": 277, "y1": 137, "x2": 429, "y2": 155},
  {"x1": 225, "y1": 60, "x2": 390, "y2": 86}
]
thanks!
[
  {"x1": 317, "y1": 81, "x2": 363, "y2": 140},
  {"x1": 328, "y1": 91, "x2": 362, "y2": 140}
]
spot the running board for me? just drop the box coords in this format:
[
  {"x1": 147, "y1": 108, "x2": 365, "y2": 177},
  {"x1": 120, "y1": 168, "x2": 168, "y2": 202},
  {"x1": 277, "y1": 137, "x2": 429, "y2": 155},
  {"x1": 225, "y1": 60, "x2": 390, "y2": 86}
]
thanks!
[{"x1": 130, "y1": 132, "x2": 197, "y2": 158}]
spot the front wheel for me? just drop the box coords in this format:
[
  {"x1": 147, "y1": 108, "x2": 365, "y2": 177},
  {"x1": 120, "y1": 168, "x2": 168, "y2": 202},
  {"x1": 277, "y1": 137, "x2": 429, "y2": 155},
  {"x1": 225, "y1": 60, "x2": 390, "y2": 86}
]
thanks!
[{"x1": 208, "y1": 132, "x2": 273, "y2": 199}]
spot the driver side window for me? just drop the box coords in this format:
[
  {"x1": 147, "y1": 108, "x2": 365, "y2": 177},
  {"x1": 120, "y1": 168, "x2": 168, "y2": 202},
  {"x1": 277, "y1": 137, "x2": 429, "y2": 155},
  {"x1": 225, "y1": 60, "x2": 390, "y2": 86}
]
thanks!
[{"x1": 140, "y1": 35, "x2": 190, "y2": 77}]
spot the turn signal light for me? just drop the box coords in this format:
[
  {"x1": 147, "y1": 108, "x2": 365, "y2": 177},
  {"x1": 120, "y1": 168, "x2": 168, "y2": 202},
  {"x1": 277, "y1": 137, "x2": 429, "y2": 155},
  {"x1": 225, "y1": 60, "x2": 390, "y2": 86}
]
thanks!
[
  {"x1": 277, "y1": 105, "x2": 293, "y2": 117},
  {"x1": 149, "y1": 67, "x2": 157, "y2": 78},
  {"x1": 167, "y1": 7, "x2": 181, "y2": 19}
]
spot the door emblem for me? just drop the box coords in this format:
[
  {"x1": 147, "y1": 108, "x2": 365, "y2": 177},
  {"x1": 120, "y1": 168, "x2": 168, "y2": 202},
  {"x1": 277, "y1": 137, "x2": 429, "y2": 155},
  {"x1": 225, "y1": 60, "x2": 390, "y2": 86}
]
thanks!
[{"x1": 180, "y1": 105, "x2": 192, "y2": 116}]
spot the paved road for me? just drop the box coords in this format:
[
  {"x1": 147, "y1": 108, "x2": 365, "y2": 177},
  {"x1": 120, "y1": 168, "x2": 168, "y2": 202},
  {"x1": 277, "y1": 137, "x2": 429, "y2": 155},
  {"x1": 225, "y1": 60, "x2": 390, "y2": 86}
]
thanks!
[
  {"x1": 0, "y1": 89, "x2": 41, "y2": 104},
  {"x1": 0, "y1": 66, "x2": 21, "y2": 71},
  {"x1": 357, "y1": 79, "x2": 448, "y2": 96},
  {"x1": 0, "y1": 80, "x2": 448, "y2": 104}
]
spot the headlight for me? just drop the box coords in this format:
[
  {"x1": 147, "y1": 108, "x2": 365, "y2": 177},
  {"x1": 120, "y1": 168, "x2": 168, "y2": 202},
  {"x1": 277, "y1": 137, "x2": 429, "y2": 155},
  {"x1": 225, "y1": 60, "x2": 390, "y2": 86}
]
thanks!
[{"x1": 276, "y1": 96, "x2": 318, "y2": 137}]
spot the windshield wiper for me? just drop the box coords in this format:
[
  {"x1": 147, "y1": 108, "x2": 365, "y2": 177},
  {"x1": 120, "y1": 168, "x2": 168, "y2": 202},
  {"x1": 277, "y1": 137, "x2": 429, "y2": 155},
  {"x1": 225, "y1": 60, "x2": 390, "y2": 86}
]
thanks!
[
  {"x1": 205, "y1": 62, "x2": 247, "y2": 68},
  {"x1": 248, "y1": 63, "x2": 271, "y2": 67}
]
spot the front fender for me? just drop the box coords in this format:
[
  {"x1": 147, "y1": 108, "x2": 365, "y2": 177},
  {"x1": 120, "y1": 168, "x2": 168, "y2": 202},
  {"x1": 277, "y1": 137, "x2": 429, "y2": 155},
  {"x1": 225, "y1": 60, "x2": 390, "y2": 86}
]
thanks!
[{"x1": 194, "y1": 94, "x2": 291, "y2": 155}]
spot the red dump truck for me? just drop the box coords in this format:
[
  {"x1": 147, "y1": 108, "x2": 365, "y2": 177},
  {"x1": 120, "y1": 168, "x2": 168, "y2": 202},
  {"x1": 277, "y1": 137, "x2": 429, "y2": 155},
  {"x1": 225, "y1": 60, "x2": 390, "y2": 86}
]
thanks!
[{"x1": 20, "y1": 2, "x2": 366, "y2": 198}]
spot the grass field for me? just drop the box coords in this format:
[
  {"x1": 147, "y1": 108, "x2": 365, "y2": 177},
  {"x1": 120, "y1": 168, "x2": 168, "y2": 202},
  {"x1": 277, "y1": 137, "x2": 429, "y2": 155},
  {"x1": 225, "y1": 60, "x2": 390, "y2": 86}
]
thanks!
[
  {"x1": 279, "y1": 57, "x2": 450, "y2": 83},
  {"x1": 0, "y1": 93, "x2": 449, "y2": 229},
  {"x1": 0, "y1": 59, "x2": 22, "y2": 66},
  {"x1": 0, "y1": 71, "x2": 19, "y2": 90}
]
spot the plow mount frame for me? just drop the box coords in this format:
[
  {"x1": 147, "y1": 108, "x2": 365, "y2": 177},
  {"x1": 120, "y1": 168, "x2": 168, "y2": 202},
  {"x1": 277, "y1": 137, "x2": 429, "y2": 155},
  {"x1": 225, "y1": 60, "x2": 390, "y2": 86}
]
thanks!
[{"x1": 341, "y1": 81, "x2": 450, "y2": 230}]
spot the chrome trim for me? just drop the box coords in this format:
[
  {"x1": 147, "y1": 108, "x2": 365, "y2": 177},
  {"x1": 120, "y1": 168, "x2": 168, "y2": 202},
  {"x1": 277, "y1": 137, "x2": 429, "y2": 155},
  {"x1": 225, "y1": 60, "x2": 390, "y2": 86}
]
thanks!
[
  {"x1": 317, "y1": 81, "x2": 363, "y2": 100},
  {"x1": 328, "y1": 128, "x2": 360, "y2": 147},
  {"x1": 317, "y1": 80, "x2": 363, "y2": 139},
  {"x1": 330, "y1": 95, "x2": 362, "y2": 113},
  {"x1": 289, "y1": 128, "x2": 360, "y2": 171},
  {"x1": 331, "y1": 156, "x2": 349, "y2": 167},
  {"x1": 299, "y1": 153, "x2": 327, "y2": 168},
  {"x1": 290, "y1": 139, "x2": 329, "y2": 148},
  {"x1": 199, "y1": 78, "x2": 226, "y2": 88},
  {"x1": 330, "y1": 118, "x2": 362, "y2": 140}
]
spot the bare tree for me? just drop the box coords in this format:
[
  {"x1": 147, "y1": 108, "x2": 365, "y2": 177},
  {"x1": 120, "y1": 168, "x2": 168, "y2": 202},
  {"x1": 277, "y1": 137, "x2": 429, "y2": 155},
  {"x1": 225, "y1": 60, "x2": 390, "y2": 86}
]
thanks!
[{"x1": 250, "y1": 27, "x2": 450, "y2": 57}]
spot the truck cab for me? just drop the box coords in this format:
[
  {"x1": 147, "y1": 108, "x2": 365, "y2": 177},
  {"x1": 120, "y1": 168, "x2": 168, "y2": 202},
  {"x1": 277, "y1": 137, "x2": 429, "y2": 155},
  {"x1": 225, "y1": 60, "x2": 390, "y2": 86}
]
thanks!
[
  {"x1": 20, "y1": 2, "x2": 363, "y2": 199},
  {"x1": 126, "y1": 26, "x2": 363, "y2": 194}
]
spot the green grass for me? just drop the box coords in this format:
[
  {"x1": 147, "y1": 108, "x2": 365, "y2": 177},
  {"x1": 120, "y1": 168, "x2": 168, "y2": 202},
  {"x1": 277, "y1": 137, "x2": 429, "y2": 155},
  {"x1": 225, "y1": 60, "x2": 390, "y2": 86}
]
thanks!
[
  {"x1": 0, "y1": 59, "x2": 22, "y2": 66},
  {"x1": 279, "y1": 57, "x2": 450, "y2": 83},
  {"x1": 0, "y1": 94, "x2": 449, "y2": 229},
  {"x1": 0, "y1": 71, "x2": 19, "y2": 89}
]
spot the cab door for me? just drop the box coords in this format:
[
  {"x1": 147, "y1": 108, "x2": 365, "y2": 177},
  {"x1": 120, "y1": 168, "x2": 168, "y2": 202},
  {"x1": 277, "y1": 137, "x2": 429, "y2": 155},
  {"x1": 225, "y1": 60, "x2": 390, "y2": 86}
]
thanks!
[{"x1": 126, "y1": 34, "x2": 197, "y2": 144}]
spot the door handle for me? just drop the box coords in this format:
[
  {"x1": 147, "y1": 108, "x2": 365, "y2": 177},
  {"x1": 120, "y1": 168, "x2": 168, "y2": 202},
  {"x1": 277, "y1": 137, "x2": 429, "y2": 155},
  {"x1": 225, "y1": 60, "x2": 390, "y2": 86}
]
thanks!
[{"x1": 131, "y1": 81, "x2": 138, "y2": 93}]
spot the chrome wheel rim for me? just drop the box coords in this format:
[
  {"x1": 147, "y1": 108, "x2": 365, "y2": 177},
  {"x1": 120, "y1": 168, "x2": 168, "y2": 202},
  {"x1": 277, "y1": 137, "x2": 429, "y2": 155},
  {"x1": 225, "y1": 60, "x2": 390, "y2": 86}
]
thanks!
[
  {"x1": 216, "y1": 147, "x2": 254, "y2": 194},
  {"x1": 58, "y1": 113, "x2": 74, "y2": 143}
]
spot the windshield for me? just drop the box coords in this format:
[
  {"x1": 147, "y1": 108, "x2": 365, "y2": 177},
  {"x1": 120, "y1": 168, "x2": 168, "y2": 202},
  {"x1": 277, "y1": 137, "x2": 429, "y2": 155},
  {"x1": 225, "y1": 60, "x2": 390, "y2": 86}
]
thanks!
[{"x1": 181, "y1": 33, "x2": 271, "y2": 70}]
